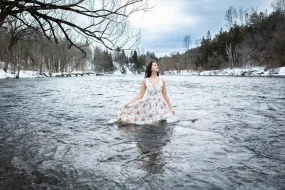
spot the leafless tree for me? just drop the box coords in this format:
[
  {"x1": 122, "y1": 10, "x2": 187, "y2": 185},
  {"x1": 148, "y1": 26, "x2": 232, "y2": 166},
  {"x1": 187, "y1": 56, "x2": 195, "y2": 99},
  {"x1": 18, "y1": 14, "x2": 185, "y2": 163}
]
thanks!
[
  {"x1": 183, "y1": 35, "x2": 191, "y2": 50},
  {"x1": 170, "y1": 52, "x2": 182, "y2": 73},
  {"x1": 233, "y1": 7, "x2": 238, "y2": 25},
  {"x1": 0, "y1": 0, "x2": 150, "y2": 57},
  {"x1": 1, "y1": 16, "x2": 35, "y2": 72},
  {"x1": 238, "y1": 7, "x2": 246, "y2": 26},
  {"x1": 225, "y1": 6, "x2": 234, "y2": 28},
  {"x1": 159, "y1": 56, "x2": 173, "y2": 74},
  {"x1": 195, "y1": 39, "x2": 201, "y2": 47},
  {"x1": 271, "y1": 0, "x2": 285, "y2": 14},
  {"x1": 226, "y1": 43, "x2": 237, "y2": 68},
  {"x1": 183, "y1": 35, "x2": 191, "y2": 69}
]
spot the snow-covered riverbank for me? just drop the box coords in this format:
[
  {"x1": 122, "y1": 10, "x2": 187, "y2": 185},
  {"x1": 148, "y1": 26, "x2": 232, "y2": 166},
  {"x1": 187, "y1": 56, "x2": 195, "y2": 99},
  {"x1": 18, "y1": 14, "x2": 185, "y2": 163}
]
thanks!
[
  {"x1": 0, "y1": 70, "x2": 96, "y2": 79},
  {"x1": 164, "y1": 67, "x2": 285, "y2": 77},
  {"x1": 1, "y1": 67, "x2": 285, "y2": 79}
]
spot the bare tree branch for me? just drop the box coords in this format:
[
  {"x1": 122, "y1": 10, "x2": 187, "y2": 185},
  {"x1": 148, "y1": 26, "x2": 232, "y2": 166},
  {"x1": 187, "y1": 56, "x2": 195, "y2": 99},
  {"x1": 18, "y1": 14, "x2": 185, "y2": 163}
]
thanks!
[{"x1": 0, "y1": 0, "x2": 151, "y2": 55}]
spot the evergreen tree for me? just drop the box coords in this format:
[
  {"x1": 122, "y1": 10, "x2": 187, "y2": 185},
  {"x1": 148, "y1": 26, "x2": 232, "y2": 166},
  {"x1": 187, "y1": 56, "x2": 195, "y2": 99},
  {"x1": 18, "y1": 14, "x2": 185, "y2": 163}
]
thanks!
[{"x1": 130, "y1": 50, "x2": 141, "y2": 74}]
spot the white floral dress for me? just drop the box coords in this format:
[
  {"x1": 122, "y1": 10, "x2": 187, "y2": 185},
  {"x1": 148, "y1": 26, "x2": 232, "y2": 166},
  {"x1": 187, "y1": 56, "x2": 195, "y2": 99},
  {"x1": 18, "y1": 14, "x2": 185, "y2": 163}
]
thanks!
[{"x1": 117, "y1": 77, "x2": 173, "y2": 125}]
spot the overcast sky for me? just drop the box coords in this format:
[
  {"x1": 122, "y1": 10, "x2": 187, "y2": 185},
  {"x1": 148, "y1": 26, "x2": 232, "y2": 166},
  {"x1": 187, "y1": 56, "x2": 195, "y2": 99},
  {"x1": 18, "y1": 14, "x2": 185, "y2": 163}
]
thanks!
[{"x1": 129, "y1": 0, "x2": 274, "y2": 57}]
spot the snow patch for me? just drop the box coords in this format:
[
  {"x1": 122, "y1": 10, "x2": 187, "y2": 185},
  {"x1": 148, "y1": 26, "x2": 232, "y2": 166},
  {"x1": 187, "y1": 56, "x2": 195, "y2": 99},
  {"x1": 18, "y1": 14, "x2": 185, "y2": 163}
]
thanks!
[
  {"x1": 1, "y1": 64, "x2": 285, "y2": 79},
  {"x1": 279, "y1": 67, "x2": 285, "y2": 75},
  {"x1": 113, "y1": 62, "x2": 136, "y2": 75},
  {"x1": 164, "y1": 67, "x2": 285, "y2": 77}
]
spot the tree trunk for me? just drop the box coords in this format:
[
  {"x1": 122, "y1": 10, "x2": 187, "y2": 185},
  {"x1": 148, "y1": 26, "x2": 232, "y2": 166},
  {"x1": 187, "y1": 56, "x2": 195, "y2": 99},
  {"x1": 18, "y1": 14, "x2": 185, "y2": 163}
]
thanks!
[
  {"x1": 4, "y1": 48, "x2": 13, "y2": 73},
  {"x1": 3, "y1": 62, "x2": 8, "y2": 72},
  {"x1": 40, "y1": 60, "x2": 43, "y2": 74},
  {"x1": 70, "y1": 61, "x2": 81, "y2": 73},
  {"x1": 0, "y1": 14, "x2": 8, "y2": 27},
  {"x1": 16, "y1": 64, "x2": 20, "y2": 79}
]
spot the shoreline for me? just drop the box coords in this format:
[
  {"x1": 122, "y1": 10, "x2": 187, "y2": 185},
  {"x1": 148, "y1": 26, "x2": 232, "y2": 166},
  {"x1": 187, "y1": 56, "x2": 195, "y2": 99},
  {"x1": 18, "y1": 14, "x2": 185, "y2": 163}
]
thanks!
[
  {"x1": 163, "y1": 74, "x2": 285, "y2": 78},
  {"x1": 1, "y1": 67, "x2": 285, "y2": 79},
  {"x1": 162, "y1": 67, "x2": 285, "y2": 78}
]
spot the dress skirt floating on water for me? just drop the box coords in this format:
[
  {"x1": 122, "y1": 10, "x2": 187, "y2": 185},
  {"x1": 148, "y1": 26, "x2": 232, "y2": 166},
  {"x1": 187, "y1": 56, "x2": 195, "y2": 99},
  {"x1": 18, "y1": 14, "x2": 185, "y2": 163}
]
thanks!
[{"x1": 117, "y1": 77, "x2": 173, "y2": 125}]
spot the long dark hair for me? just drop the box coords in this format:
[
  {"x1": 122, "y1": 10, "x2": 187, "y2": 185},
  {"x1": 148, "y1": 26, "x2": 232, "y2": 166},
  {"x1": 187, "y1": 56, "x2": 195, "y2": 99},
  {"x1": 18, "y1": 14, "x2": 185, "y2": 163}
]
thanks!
[{"x1": 145, "y1": 60, "x2": 160, "y2": 78}]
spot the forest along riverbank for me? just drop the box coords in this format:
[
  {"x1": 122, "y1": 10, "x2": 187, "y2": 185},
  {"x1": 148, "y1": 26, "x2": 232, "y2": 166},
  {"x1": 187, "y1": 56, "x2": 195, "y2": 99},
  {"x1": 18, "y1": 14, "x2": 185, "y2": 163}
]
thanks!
[{"x1": 0, "y1": 66, "x2": 285, "y2": 79}]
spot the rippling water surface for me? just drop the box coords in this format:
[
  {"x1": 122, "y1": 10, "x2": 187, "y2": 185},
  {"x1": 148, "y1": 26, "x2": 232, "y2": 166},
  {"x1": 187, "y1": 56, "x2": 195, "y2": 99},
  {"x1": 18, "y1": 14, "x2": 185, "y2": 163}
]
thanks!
[{"x1": 0, "y1": 75, "x2": 285, "y2": 189}]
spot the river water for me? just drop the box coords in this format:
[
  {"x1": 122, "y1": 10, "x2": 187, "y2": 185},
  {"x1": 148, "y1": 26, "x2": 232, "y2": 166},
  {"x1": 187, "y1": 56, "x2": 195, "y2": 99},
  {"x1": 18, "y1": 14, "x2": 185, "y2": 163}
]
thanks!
[{"x1": 0, "y1": 75, "x2": 284, "y2": 189}]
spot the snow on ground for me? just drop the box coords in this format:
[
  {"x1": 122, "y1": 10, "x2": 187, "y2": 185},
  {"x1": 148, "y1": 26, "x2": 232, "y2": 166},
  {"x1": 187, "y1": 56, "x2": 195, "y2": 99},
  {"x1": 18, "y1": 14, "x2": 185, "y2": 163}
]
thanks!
[
  {"x1": 0, "y1": 70, "x2": 13, "y2": 79},
  {"x1": 279, "y1": 67, "x2": 285, "y2": 75},
  {"x1": 0, "y1": 70, "x2": 49, "y2": 79},
  {"x1": 1, "y1": 66, "x2": 285, "y2": 79},
  {"x1": 0, "y1": 70, "x2": 96, "y2": 79},
  {"x1": 112, "y1": 62, "x2": 139, "y2": 75},
  {"x1": 166, "y1": 67, "x2": 285, "y2": 77},
  {"x1": 113, "y1": 67, "x2": 135, "y2": 75}
]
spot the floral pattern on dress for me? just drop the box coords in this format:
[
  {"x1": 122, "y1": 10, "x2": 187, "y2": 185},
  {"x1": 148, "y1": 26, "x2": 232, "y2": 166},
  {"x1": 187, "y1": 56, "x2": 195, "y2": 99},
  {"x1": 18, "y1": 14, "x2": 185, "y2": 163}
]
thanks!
[{"x1": 117, "y1": 77, "x2": 173, "y2": 125}]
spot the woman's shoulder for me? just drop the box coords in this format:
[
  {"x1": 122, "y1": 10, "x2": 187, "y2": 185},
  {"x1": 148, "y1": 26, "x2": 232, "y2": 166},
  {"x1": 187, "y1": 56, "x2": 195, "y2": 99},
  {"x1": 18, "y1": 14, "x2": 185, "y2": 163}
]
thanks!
[
  {"x1": 159, "y1": 77, "x2": 165, "y2": 82},
  {"x1": 142, "y1": 78, "x2": 147, "y2": 84},
  {"x1": 144, "y1": 77, "x2": 151, "y2": 82}
]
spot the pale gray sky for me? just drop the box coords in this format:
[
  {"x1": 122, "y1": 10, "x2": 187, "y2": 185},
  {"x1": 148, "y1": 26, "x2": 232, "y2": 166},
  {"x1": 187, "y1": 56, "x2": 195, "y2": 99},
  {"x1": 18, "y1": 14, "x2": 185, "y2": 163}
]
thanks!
[{"x1": 129, "y1": 0, "x2": 274, "y2": 57}]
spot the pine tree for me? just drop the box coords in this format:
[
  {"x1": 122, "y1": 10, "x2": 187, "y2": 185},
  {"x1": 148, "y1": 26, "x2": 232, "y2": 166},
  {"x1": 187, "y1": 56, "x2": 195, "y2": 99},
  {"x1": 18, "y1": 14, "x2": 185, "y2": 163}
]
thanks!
[
  {"x1": 130, "y1": 50, "x2": 140, "y2": 74},
  {"x1": 107, "y1": 52, "x2": 114, "y2": 73}
]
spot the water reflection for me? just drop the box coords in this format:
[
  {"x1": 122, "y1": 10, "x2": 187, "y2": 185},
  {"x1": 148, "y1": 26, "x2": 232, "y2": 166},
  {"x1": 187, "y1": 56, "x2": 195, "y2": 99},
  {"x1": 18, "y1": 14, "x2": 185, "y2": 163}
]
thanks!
[{"x1": 118, "y1": 122, "x2": 173, "y2": 175}]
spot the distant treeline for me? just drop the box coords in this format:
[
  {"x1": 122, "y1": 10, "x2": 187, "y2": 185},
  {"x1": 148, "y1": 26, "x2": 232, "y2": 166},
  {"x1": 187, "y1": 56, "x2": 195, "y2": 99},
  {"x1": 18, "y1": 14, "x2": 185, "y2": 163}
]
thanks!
[
  {"x1": 1, "y1": 0, "x2": 284, "y2": 75},
  {"x1": 159, "y1": 0, "x2": 285, "y2": 73},
  {"x1": 0, "y1": 23, "x2": 158, "y2": 75},
  {"x1": 0, "y1": 27, "x2": 158, "y2": 75}
]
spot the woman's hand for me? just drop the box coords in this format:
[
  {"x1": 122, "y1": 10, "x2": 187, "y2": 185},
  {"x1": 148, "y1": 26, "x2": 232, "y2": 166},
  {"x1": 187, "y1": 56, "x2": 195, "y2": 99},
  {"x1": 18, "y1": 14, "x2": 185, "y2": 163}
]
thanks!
[
  {"x1": 170, "y1": 108, "x2": 175, "y2": 115},
  {"x1": 124, "y1": 104, "x2": 129, "y2": 108}
]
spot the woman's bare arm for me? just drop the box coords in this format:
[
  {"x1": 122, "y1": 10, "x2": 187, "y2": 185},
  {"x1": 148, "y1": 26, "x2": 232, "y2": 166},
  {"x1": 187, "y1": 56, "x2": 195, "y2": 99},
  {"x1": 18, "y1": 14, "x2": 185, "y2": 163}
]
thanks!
[
  {"x1": 125, "y1": 79, "x2": 146, "y2": 107},
  {"x1": 162, "y1": 79, "x2": 175, "y2": 113}
]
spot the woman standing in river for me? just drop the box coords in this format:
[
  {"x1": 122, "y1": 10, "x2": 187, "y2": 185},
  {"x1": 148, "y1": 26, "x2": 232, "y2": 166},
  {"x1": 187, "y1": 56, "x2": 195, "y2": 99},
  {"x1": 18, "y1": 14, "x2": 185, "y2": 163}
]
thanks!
[{"x1": 117, "y1": 60, "x2": 175, "y2": 125}]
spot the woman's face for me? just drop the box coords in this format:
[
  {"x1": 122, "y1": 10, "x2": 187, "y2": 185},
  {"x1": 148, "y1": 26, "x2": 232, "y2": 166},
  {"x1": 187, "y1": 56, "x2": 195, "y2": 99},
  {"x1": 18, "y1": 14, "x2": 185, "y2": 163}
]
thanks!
[{"x1": 151, "y1": 62, "x2": 159, "y2": 72}]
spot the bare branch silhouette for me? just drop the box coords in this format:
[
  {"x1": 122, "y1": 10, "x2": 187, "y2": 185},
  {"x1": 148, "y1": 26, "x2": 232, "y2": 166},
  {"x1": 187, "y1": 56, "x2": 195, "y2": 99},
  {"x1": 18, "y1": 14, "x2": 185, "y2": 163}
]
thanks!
[{"x1": 0, "y1": 0, "x2": 150, "y2": 56}]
